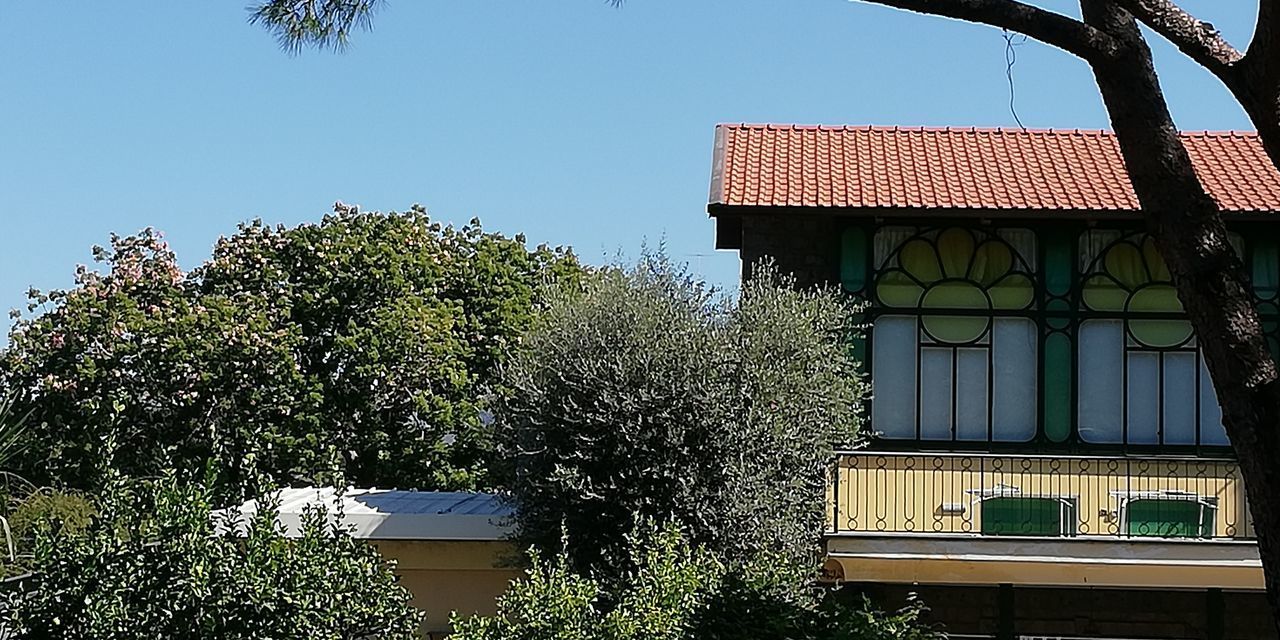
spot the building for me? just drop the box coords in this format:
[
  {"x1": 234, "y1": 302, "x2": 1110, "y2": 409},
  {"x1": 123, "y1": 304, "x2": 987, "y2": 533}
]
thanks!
[
  {"x1": 707, "y1": 124, "x2": 1280, "y2": 640},
  {"x1": 228, "y1": 489, "x2": 518, "y2": 638}
]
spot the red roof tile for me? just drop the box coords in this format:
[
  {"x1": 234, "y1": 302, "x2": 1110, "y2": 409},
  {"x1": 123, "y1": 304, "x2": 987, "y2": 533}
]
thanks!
[{"x1": 709, "y1": 124, "x2": 1280, "y2": 215}]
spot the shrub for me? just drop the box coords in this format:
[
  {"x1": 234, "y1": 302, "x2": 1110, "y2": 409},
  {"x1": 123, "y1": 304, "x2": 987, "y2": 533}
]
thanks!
[
  {"x1": 451, "y1": 524, "x2": 944, "y2": 640},
  {"x1": 1, "y1": 475, "x2": 422, "y2": 639},
  {"x1": 8, "y1": 488, "x2": 95, "y2": 542}
]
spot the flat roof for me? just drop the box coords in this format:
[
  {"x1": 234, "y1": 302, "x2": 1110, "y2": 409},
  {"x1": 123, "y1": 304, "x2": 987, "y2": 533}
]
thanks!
[{"x1": 225, "y1": 488, "x2": 512, "y2": 541}]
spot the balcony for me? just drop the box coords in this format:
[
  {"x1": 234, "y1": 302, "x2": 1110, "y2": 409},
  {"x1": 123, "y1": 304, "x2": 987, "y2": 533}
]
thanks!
[
  {"x1": 829, "y1": 451, "x2": 1251, "y2": 539},
  {"x1": 823, "y1": 451, "x2": 1263, "y2": 590}
]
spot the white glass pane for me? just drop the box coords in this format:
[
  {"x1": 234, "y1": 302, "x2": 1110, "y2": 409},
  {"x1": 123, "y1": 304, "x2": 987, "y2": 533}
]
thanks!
[
  {"x1": 992, "y1": 318, "x2": 1037, "y2": 442},
  {"x1": 1127, "y1": 352, "x2": 1160, "y2": 444},
  {"x1": 1079, "y1": 230, "x2": 1122, "y2": 271},
  {"x1": 1079, "y1": 320, "x2": 1124, "y2": 443},
  {"x1": 1199, "y1": 353, "x2": 1230, "y2": 445},
  {"x1": 996, "y1": 228, "x2": 1037, "y2": 267},
  {"x1": 920, "y1": 347, "x2": 954, "y2": 440},
  {"x1": 955, "y1": 348, "x2": 989, "y2": 441},
  {"x1": 871, "y1": 316, "x2": 918, "y2": 439},
  {"x1": 874, "y1": 227, "x2": 917, "y2": 267},
  {"x1": 1162, "y1": 352, "x2": 1197, "y2": 444}
]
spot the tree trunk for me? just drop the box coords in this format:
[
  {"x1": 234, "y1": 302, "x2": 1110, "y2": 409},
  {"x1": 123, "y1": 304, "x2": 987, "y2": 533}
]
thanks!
[
  {"x1": 1080, "y1": 2, "x2": 1280, "y2": 635},
  {"x1": 1231, "y1": 68, "x2": 1280, "y2": 173},
  {"x1": 1236, "y1": 0, "x2": 1280, "y2": 172}
]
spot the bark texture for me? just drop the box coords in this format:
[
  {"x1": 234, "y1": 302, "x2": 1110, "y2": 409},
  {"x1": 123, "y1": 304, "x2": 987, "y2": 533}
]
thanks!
[
  {"x1": 1081, "y1": 3, "x2": 1280, "y2": 635},
  {"x1": 1112, "y1": 0, "x2": 1280, "y2": 170}
]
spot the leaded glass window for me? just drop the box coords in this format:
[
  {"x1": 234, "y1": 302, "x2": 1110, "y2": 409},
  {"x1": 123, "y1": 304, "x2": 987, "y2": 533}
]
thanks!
[
  {"x1": 869, "y1": 227, "x2": 1038, "y2": 442},
  {"x1": 1076, "y1": 231, "x2": 1229, "y2": 446}
]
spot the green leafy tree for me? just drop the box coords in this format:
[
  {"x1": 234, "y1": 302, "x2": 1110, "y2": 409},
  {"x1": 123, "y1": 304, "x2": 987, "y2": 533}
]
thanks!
[
  {"x1": 1, "y1": 205, "x2": 581, "y2": 498},
  {"x1": 196, "y1": 203, "x2": 581, "y2": 491},
  {"x1": 497, "y1": 256, "x2": 865, "y2": 588},
  {"x1": 1, "y1": 475, "x2": 422, "y2": 639}
]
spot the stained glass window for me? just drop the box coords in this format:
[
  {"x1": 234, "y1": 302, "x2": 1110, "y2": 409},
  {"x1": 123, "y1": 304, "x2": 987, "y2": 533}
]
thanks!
[
  {"x1": 1077, "y1": 231, "x2": 1229, "y2": 446},
  {"x1": 847, "y1": 223, "x2": 1248, "y2": 451},
  {"x1": 869, "y1": 227, "x2": 1038, "y2": 442}
]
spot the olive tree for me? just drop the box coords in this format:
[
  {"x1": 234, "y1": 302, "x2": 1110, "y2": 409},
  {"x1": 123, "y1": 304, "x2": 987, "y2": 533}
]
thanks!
[{"x1": 496, "y1": 256, "x2": 865, "y2": 587}]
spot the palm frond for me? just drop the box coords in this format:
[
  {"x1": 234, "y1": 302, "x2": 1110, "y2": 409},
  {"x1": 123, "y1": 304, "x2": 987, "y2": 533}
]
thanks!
[{"x1": 0, "y1": 395, "x2": 30, "y2": 471}]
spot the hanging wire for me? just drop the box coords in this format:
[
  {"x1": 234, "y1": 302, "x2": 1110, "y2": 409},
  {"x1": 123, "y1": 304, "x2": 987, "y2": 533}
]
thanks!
[{"x1": 1002, "y1": 29, "x2": 1029, "y2": 130}]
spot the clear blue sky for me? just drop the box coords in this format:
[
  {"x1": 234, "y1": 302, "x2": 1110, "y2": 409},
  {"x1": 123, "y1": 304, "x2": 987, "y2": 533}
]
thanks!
[{"x1": 0, "y1": 1, "x2": 1259, "y2": 337}]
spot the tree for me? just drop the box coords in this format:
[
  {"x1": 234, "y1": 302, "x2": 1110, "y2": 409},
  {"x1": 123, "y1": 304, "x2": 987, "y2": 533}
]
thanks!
[
  {"x1": 1, "y1": 205, "x2": 582, "y2": 500},
  {"x1": 1108, "y1": 0, "x2": 1280, "y2": 169},
  {"x1": 496, "y1": 256, "x2": 865, "y2": 589},
  {"x1": 195, "y1": 204, "x2": 582, "y2": 492},
  {"x1": 1, "y1": 475, "x2": 422, "y2": 639},
  {"x1": 450, "y1": 523, "x2": 943, "y2": 640},
  {"x1": 1, "y1": 230, "x2": 313, "y2": 500}
]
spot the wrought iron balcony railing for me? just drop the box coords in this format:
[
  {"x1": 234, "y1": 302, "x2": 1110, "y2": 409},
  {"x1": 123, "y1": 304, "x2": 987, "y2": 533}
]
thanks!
[{"x1": 829, "y1": 451, "x2": 1251, "y2": 540}]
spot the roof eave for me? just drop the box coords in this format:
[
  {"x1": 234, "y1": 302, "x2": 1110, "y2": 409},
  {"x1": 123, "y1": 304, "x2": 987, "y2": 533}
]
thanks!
[{"x1": 706, "y1": 203, "x2": 1280, "y2": 222}]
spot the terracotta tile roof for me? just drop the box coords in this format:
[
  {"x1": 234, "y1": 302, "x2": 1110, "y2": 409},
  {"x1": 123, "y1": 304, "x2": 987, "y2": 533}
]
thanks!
[{"x1": 709, "y1": 124, "x2": 1280, "y2": 215}]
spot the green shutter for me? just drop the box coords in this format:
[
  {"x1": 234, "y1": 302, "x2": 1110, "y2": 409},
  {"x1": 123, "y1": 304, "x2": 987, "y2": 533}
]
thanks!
[
  {"x1": 1126, "y1": 499, "x2": 1211, "y2": 538},
  {"x1": 980, "y1": 497, "x2": 1075, "y2": 536}
]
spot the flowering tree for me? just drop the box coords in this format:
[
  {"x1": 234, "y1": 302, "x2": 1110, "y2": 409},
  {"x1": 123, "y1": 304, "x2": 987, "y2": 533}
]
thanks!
[{"x1": 1, "y1": 204, "x2": 581, "y2": 499}]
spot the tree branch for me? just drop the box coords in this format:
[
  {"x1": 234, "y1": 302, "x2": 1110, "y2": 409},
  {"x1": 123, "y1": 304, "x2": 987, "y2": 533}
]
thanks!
[
  {"x1": 1111, "y1": 0, "x2": 1244, "y2": 74},
  {"x1": 856, "y1": 0, "x2": 1122, "y2": 62}
]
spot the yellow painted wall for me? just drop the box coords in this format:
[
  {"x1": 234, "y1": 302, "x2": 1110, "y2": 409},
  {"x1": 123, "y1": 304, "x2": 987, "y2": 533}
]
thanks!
[
  {"x1": 830, "y1": 453, "x2": 1252, "y2": 539},
  {"x1": 371, "y1": 540, "x2": 523, "y2": 635}
]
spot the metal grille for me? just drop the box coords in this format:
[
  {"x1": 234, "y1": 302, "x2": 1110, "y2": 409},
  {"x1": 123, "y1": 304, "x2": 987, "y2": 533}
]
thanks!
[{"x1": 829, "y1": 451, "x2": 1250, "y2": 540}]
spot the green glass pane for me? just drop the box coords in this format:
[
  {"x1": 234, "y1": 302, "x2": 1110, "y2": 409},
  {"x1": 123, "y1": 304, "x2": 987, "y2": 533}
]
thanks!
[
  {"x1": 1082, "y1": 275, "x2": 1127, "y2": 311},
  {"x1": 1044, "y1": 231, "x2": 1072, "y2": 296},
  {"x1": 1046, "y1": 299, "x2": 1070, "y2": 313},
  {"x1": 900, "y1": 239, "x2": 942, "y2": 283},
  {"x1": 876, "y1": 270, "x2": 924, "y2": 307},
  {"x1": 1044, "y1": 333, "x2": 1071, "y2": 443},
  {"x1": 1130, "y1": 319, "x2": 1194, "y2": 348},
  {"x1": 937, "y1": 228, "x2": 975, "y2": 279},
  {"x1": 989, "y1": 274, "x2": 1034, "y2": 310},
  {"x1": 840, "y1": 228, "x2": 868, "y2": 294},
  {"x1": 1128, "y1": 284, "x2": 1183, "y2": 313},
  {"x1": 1141, "y1": 236, "x2": 1172, "y2": 282},
  {"x1": 922, "y1": 281, "x2": 987, "y2": 309},
  {"x1": 1254, "y1": 239, "x2": 1280, "y2": 300},
  {"x1": 1269, "y1": 337, "x2": 1280, "y2": 364},
  {"x1": 1126, "y1": 499, "x2": 1208, "y2": 538},
  {"x1": 922, "y1": 315, "x2": 989, "y2": 344},
  {"x1": 971, "y1": 240, "x2": 1013, "y2": 287},
  {"x1": 1104, "y1": 242, "x2": 1147, "y2": 290}
]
